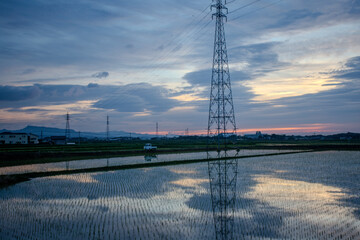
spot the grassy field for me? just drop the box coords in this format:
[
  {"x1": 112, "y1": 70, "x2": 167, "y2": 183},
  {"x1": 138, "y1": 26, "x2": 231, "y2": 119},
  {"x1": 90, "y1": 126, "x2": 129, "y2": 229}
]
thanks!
[{"x1": 1, "y1": 138, "x2": 359, "y2": 153}]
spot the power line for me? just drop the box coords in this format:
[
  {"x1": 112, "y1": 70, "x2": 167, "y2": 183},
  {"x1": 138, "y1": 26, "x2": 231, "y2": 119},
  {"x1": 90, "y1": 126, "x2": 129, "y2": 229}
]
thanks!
[
  {"x1": 145, "y1": 11, "x2": 212, "y2": 71},
  {"x1": 226, "y1": 0, "x2": 239, "y2": 4},
  {"x1": 228, "y1": 0, "x2": 261, "y2": 14},
  {"x1": 96, "y1": 14, "x2": 215, "y2": 110},
  {"x1": 143, "y1": 4, "x2": 212, "y2": 69},
  {"x1": 229, "y1": 0, "x2": 284, "y2": 21},
  {"x1": 92, "y1": 1, "x2": 284, "y2": 115}
]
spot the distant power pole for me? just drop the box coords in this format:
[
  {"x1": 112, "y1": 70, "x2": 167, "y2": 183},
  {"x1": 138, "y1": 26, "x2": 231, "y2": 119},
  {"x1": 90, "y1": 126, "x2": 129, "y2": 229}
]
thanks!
[
  {"x1": 106, "y1": 115, "x2": 110, "y2": 141},
  {"x1": 156, "y1": 122, "x2": 159, "y2": 138},
  {"x1": 65, "y1": 112, "x2": 71, "y2": 143},
  {"x1": 185, "y1": 128, "x2": 189, "y2": 136}
]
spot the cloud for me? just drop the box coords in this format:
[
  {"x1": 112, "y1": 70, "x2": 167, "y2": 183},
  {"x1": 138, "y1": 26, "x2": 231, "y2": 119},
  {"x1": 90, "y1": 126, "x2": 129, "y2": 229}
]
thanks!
[
  {"x1": 349, "y1": 0, "x2": 360, "y2": 15},
  {"x1": 265, "y1": 81, "x2": 360, "y2": 126},
  {"x1": 87, "y1": 83, "x2": 99, "y2": 88},
  {"x1": 267, "y1": 9, "x2": 322, "y2": 29},
  {"x1": 336, "y1": 71, "x2": 360, "y2": 80},
  {"x1": 91, "y1": 71, "x2": 109, "y2": 79},
  {"x1": 344, "y1": 56, "x2": 360, "y2": 69},
  {"x1": 21, "y1": 68, "x2": 36, "y2": 75},
  {"x1": 0, "y1": 85, "x2": 41, "y2": 101},
  {"x1": 125, "y1": 44, "x2": 134, "y2": 49},
  {"x1": 334, "y1": 56, "x2": 360, "y2": 80},
  {"x1": 182, "y1": 69, "x2": 210, "y2": 87},
  {"x1": 183, "y1": 41, "x2": 289, "y2": 88},
  {"x1": 240, "y1": 56, "x2": 360, "y2": 128},
  {"x1": 181, "y1": 56, "x2": 360, "y2": 131},
  {"x1": 229, "y1": 42, "x2": 289, "y2": 71},
  {"x1": 0, "y1": 83, "x2": 179, "y2": 114},
  {"x1": 93, "y1": 83, "x2": 178, "y2": 113},
  {"x1": 0, "y1": 0, "x2": 359, "y2": 133},
  {"x1": 183, "y1": 69, "x2": 254, "y2": 87}
]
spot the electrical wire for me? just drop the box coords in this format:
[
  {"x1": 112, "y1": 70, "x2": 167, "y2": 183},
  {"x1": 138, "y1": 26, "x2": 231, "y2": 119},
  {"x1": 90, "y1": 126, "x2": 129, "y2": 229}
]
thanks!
[
  {"x1": 229, "y1": 0, "x2": 284, "y2": 21},
  {"x1": 98, "y1": 0, "x2": 285, "y2": 111},
  {"x1": 146, "y1": 4, "x2": 212, "y2": 67},
  {"x1": 228, "y1": 0, "x2": 261, "y2": 14},
  {"x1": 226, "y1": 0, "x2": 238, "y2": 4}
]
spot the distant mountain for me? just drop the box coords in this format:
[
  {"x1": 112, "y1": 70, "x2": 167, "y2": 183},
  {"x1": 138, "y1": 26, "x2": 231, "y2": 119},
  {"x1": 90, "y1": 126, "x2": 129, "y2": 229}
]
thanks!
[{"x1": 0, "y1": 125, "x2": 156, "y2": 139}]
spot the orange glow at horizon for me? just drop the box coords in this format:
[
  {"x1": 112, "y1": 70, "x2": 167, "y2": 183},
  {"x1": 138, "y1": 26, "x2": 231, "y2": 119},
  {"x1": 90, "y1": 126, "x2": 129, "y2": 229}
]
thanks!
[{"x1": 139, "y1": 124, "x2": 340, "y2": 136}]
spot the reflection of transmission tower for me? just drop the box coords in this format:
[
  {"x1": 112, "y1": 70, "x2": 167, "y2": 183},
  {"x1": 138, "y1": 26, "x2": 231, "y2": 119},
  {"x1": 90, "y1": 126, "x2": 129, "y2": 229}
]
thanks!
[
  {"x1": 65, "y1": 112, "x2": 70, "y2": 143},
  {"x1": 207, "y1": 0, "x2": 236, "y2": 149},
  {"x1": 207, "y1": 1, "x2": 238, "y2": 240},
  {"x1": 208, "y1": 153, "x2": 238, "y2": 240}
]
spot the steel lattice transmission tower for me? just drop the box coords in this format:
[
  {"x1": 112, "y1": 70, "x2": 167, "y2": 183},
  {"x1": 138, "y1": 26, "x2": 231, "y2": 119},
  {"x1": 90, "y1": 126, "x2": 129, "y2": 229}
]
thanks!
[
  {"x1": 65, "y1": 112, "x2": 71, "y2": 142},
  {"x1": 106, "y1": 115, "x2": 110, "y2": 141},
  {"x1": 208, "y1": 0, "x2": 236, "y2": 149},
  {"x1": 207, "y1": 1, "x2": 238, "y2": 240}
]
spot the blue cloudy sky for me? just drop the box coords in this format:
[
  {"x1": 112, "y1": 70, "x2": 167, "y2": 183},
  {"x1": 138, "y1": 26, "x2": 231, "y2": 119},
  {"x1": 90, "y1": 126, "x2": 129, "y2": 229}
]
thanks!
[{"x1": 0, "y1": 0, "x2": 359, "y2": 135}]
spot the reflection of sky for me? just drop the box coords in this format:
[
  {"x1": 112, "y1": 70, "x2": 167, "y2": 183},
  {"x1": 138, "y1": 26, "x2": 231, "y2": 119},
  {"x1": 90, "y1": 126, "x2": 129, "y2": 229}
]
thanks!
[
  {"x1": 0, "y1": 149, "x2": 295, "y2": 175},
  {"x1": 0, "y1": 151, "x2": 359, "y2": 239},
  {"x1": 245, "y1": 175, "x2": 358, "y2": 238}
]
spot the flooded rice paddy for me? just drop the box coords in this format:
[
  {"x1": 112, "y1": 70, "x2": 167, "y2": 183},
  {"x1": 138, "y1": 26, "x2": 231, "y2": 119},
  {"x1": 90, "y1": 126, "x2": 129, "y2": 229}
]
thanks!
[
  {"x1": 0, "y1": 151, "x2": 359, "y2": 239},
  {"x1": 0, "y1": 149, "x2": 296, "y2": 175}
]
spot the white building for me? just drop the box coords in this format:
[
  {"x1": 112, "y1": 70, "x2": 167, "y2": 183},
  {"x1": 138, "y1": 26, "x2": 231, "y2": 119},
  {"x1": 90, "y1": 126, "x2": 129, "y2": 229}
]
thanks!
[
  {"x1": 244, "y1": 131, "x2": 263, "y2": 139},
  {"x1": 28, "y1": 133, "x2": 39, "y2": 144},
  {"x1": 0, "y1": 132, "x2": 39, "y2": 144}
]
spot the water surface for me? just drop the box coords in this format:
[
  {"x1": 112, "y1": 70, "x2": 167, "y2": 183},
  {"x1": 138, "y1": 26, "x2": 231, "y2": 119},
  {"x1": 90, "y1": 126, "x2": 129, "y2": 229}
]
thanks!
[
  {"x1": 0, "y1": 149, "x2": 296, "y2": 175},
  {"x1": 0, "y1": 151, "x2": 359, "y2": 239}
]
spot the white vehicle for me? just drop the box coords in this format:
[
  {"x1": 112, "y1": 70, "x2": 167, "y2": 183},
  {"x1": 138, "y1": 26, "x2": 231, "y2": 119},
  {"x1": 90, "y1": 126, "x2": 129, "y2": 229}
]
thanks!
[{"x1": 144, "y1": 143, "x2": 157, "y2": 151}]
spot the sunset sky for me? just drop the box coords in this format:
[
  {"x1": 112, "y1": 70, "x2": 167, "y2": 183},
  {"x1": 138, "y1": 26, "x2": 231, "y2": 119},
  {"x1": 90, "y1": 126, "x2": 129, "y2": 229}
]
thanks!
[{"x1": 0, "y1": 0, "x2": 359, "y2": 135}]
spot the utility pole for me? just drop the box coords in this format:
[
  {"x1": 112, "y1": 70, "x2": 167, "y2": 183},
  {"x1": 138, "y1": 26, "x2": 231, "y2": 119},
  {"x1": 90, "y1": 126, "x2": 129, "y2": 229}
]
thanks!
[
  {"x1": 65, "y1": 112, "x2": 71, "y2": 143},
  {"x1": 207, "y1": 1, "x2": 238, "y2": 240},
  {"x1": 156, "y1": 122, "x2": 159, "y2": 138}
]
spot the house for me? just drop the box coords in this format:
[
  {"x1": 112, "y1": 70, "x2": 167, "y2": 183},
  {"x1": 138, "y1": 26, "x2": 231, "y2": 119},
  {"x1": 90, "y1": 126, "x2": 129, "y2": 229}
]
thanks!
[
  {"x1": 50, "y1": 136, "x2": 66, "y2": 145},
  {"x1": 244, "y1": 131, "x2": 263, "y2": 140},
  {"x1": 0, "y1": 132, "x2": 39, "y2": 144},
  {"x1": 29, "y1": 133, "x2": 39, "y2": 144}
]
